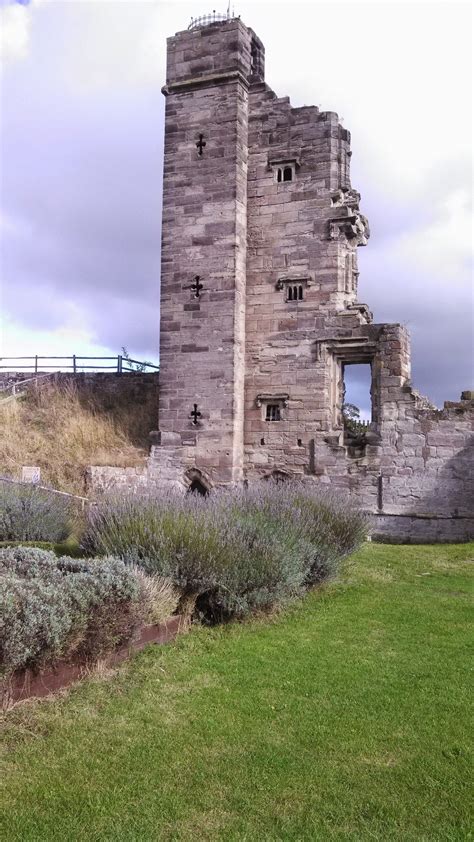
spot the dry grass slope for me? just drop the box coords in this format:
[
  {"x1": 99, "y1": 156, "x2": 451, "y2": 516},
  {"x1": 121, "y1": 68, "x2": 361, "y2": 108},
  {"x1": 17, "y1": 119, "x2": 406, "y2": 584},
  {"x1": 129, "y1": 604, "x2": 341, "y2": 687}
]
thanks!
[{"x1": 0, "y1": 382, "x2": 149, "y2": 495}]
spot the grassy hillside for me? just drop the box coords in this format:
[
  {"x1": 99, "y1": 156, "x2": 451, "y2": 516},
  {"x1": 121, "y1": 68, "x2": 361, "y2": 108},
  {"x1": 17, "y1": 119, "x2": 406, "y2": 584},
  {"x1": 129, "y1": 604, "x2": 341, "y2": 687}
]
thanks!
[
  {"x1": 1, "y1": 542, "x2": 472, "y2": 841},
  {"x1": 0, "y1": 381, "x2": 151, "y2": 495}
]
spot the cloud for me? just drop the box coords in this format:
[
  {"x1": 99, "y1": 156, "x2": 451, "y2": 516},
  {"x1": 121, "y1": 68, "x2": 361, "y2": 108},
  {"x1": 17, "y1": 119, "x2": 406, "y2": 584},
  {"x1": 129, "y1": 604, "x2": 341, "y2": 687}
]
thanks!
[
  {"x1": 0, "y1": 1, "x2": 31, "y2": 60},
  {"x1": 0, "y1": 0, "x2": 472, "y2": 401}
]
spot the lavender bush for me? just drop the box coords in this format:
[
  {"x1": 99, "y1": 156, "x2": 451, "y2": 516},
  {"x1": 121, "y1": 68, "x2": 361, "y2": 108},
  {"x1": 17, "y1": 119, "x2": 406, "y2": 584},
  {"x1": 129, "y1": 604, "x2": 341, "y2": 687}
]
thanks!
[
  {"x1": 0, "y1": 482, "x2": 73, "y2": 543},
  {"x1": 83, "y1": 483, "x2": 367, "y2": 622},
  {"x1": 0, "y1": 546, "x2": 145, "y2": 677}
]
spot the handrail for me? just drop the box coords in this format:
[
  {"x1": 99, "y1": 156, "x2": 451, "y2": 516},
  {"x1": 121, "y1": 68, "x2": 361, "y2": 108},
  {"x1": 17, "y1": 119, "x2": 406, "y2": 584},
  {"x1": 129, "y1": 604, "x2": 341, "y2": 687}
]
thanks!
[
  {"x1": 188, "y1": 10, "x2": 237, "y2": 30},
  {"x1": 0, "y1": 372, "x2": 56, "y2": 395},
  {"x1": 0, "y1": 476, "x2": 93, "y2": 509}
]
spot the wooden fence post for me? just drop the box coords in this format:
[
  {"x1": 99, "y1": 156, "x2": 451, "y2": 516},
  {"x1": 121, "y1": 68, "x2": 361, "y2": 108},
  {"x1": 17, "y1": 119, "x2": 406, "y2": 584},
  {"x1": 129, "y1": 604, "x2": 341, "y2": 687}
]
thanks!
[{"x1": 73, "y1": 355, "x2": 76, "y2": 374}]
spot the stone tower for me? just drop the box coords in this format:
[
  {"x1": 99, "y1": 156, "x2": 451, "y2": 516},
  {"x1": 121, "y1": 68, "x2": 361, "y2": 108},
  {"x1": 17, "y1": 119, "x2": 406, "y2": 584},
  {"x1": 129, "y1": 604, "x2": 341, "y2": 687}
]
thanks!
[
  {"x1": 144, "y1": 12, "x2": 473, "y2": 537},
  {"x1": 154, "y1": 12, "x2": 370, "y2": 490},
  {"x1": 156, "y1": 14, "x2": 260, "y2": 488}
]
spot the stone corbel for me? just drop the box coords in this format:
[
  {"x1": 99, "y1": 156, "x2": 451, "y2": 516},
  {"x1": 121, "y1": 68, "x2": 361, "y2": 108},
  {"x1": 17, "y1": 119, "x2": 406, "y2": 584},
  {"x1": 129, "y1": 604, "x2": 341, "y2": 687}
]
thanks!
[
  {"x1": 328, "y1": 212, "x2": 370, "y2": 246},
  {"x1": 330, "y1": 187, "x2": 361, "y2": 209}
]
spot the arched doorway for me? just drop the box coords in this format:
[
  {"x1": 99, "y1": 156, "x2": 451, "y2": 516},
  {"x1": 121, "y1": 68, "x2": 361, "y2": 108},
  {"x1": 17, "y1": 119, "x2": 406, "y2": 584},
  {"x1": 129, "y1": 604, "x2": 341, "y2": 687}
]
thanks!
[
  {"x1": 188, "y1": 478, "x2": 208, "y2": 496},
  {"x1": 185, "y1": 469, "x2": 211, "y2": 496},
  {"x1": 264, "y1": 469, "x2": 290, "y2": 484}
]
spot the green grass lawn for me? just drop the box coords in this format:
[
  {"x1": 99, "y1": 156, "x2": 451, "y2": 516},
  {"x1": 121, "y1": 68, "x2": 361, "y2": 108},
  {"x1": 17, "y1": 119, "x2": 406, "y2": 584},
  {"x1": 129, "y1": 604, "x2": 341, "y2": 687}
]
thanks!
[{"x1": 1, "y1": 543, "x2": 472, "y2": 841}]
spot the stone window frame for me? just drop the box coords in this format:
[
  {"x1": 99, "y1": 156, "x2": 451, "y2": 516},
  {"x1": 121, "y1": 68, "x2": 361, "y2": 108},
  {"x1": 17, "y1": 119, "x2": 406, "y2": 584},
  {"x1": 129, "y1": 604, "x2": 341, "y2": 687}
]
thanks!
[
  {"x1": 256, "y1": 393, "x2": 289, "y2": 423},
  {"x1": 324, "y1": 340, "x2": 378, "y2": 429},
  {"x1": 268, "y1": 156, "x2": 300, "y2": 185},
  {"x1": 276, "y1": 275, "x2": 312, "y2": 302}
]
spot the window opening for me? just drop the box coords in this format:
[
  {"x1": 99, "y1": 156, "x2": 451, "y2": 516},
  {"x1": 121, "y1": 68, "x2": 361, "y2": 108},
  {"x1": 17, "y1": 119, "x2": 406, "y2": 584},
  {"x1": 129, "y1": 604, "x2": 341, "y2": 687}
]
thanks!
[
  {"x1": 272, "y1": 162, "x2": 297, "y2": 184},
  {"x1": 286, "y1": 283, "x2": 304, "y2": 302},
  {"x1": 190, "y1": 275, "x2": 204, "y2": 298},
  {"x1": 266, "y1": 404, "x2": 281, "y2": 422},
  {"x1": 196, "y1": 134, "x2": 206, "y2": 156},
  {"x1": 190, "y1": 403, "x2": 202, "y2": 425},
  {"x1": 342, "y1": 364, "x2": 372, "y2": 426},
  {"x1": 341, "y1": 363, "x2": 372, "y2": 456}
]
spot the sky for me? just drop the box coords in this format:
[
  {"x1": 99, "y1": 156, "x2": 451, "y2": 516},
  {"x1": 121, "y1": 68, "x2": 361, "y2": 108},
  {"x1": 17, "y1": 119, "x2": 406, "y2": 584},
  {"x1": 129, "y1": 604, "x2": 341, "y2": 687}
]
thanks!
[{"x1": 0, "y1": 0, "x2": 472, "y2": 414}]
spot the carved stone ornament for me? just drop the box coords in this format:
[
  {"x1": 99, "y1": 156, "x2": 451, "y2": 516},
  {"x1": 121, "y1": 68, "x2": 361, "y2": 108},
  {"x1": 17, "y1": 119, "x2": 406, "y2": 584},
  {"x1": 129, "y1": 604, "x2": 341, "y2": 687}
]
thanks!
[{"x1": 328, "y1": 211, "x2": 370, "y2": 246}]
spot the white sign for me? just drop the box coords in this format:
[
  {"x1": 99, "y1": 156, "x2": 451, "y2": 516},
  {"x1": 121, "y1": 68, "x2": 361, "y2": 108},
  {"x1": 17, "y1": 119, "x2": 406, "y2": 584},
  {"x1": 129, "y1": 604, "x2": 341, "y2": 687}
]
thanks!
[{"x1": 21, "y1": 467, "x2": 41, "y2": 484}]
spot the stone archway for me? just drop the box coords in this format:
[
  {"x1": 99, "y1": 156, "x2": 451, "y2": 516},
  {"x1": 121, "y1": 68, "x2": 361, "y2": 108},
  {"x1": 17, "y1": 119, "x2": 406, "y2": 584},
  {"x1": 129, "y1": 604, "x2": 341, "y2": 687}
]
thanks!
[
  {"x1": 264, "y1": 469, "x2": 291, "y2": 484},
  {"x1": 184, "y1": 468, "x2": 211, "y2": 496}
]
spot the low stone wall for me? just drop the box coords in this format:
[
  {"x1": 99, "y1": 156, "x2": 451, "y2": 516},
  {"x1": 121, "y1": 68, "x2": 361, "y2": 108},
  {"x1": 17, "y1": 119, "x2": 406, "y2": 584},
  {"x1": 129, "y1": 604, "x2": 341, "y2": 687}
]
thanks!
[
  {"x1": 369, "y1": 514, "x2": 474, "y2": 544},
  {"x1": 0, "y1": 371, "x2": 159, "y2": 414},
  {"x1": 85, "y1": 465, "x2": 154, "y2": 495}
]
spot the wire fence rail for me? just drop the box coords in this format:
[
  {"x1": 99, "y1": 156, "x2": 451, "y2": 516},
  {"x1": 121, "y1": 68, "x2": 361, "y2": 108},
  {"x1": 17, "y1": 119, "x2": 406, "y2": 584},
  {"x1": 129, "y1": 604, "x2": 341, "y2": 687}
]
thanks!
[
  {"x1": 0, "y1": 373, "x2": 58, "y2": 399},
  {"x1": 0, "y1": 476, "x2": 92, "y2": 510},
  {"x1": 0, "y1": 356, "x2": 159, "y2": 374}
]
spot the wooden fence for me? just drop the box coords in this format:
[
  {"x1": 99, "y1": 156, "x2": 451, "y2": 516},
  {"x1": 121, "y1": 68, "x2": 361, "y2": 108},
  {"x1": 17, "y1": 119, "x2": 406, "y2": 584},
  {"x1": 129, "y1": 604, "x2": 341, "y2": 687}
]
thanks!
[{"x1": 0, "y1": 356, "x2": 159, "y2": 374}]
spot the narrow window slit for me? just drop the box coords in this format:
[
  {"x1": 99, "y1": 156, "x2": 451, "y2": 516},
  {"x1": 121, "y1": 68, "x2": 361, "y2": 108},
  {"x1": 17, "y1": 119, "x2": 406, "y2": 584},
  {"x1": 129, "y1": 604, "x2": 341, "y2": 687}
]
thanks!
[{"x1": 196, "y1": 134, "x2": 206, "y2": 156}]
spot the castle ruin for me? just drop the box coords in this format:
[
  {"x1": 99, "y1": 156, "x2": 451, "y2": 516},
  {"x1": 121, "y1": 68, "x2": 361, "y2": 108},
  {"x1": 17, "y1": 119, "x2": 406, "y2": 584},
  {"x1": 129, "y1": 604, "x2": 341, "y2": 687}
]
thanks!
[{"x1": 89, "y1": 13, "x2": 473, "y2": 542}]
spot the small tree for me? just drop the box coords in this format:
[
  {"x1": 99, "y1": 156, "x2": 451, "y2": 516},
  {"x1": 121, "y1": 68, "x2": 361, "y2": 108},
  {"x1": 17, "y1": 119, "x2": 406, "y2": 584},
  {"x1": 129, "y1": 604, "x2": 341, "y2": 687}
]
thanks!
[
  {"x1": 121, "y1": 347, "x2": 152, "y2": 373},
  {"x1": 342, "y1": 402, "x2": 366, "y2": 435}
]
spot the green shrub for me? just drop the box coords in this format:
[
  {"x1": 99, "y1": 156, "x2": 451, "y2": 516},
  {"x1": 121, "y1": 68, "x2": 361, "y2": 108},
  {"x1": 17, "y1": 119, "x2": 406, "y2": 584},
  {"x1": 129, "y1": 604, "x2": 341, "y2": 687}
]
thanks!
[
  {"x1": 83, "y1": 483, "x2": 367, "y2": 623},
  {"x1": 0, "y1": 547, "x2": 145, "y2": 677},
  {"x1": 0, "y1": 483, "x2": 73, "y2": 543}
]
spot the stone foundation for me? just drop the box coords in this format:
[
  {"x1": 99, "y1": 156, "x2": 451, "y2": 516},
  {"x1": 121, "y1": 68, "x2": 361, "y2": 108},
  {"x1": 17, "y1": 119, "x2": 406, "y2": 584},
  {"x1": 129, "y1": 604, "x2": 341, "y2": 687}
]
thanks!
[{"x1": 370, "y1": 514, "x2": 474, "y2": 544}]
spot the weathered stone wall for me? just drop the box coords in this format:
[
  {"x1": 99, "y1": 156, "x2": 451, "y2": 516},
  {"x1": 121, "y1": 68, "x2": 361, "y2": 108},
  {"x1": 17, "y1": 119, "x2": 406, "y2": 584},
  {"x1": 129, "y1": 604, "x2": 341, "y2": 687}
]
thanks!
[
  {"x1": 369, "y1": 514, "x2": 474, "y2": 544},
  {"x1": 86, "y1": 465, "x2": 152, "y2": 496},
  {"x1": 155, "y1": 19, "x2": 258, "y2": 487}
]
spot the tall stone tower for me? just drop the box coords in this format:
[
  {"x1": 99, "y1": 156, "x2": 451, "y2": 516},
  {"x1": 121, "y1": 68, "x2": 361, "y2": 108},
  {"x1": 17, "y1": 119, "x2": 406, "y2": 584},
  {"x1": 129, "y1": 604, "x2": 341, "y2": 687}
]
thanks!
[
  {"x1": 147, "y1": 12, "x2": 473, "y2": 531},
  {"x1": 155, "y1": 14, "x2": 263, "y2": 489},
  {"x1": 153, "y1": 12, "x2": 370, "y2": 491}
]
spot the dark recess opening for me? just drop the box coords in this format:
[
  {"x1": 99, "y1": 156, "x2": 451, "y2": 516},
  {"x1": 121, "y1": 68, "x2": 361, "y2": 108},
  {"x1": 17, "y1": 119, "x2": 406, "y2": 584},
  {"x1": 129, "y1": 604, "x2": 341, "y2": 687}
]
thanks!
[{"x1": 188, "y1": 479, "x2": 208, "y2": 496}]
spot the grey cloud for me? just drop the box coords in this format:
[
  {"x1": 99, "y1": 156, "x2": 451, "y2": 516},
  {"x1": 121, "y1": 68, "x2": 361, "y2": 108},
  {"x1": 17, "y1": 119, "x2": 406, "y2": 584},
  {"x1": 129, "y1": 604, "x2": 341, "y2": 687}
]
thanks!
[
  {"x1": 1, "y1": 59, "x2": 163, "y2": 355},
  {"x1": 1, "y1": 2, "x2": 471, "y2": 393}
]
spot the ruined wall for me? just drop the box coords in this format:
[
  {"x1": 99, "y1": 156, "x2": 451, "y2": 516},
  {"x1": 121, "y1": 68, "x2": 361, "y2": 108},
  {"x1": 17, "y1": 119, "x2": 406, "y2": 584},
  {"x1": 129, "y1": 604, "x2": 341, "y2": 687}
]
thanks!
[{"x1": 85, "y1": 18, "x2": 473, "y2": 541}]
